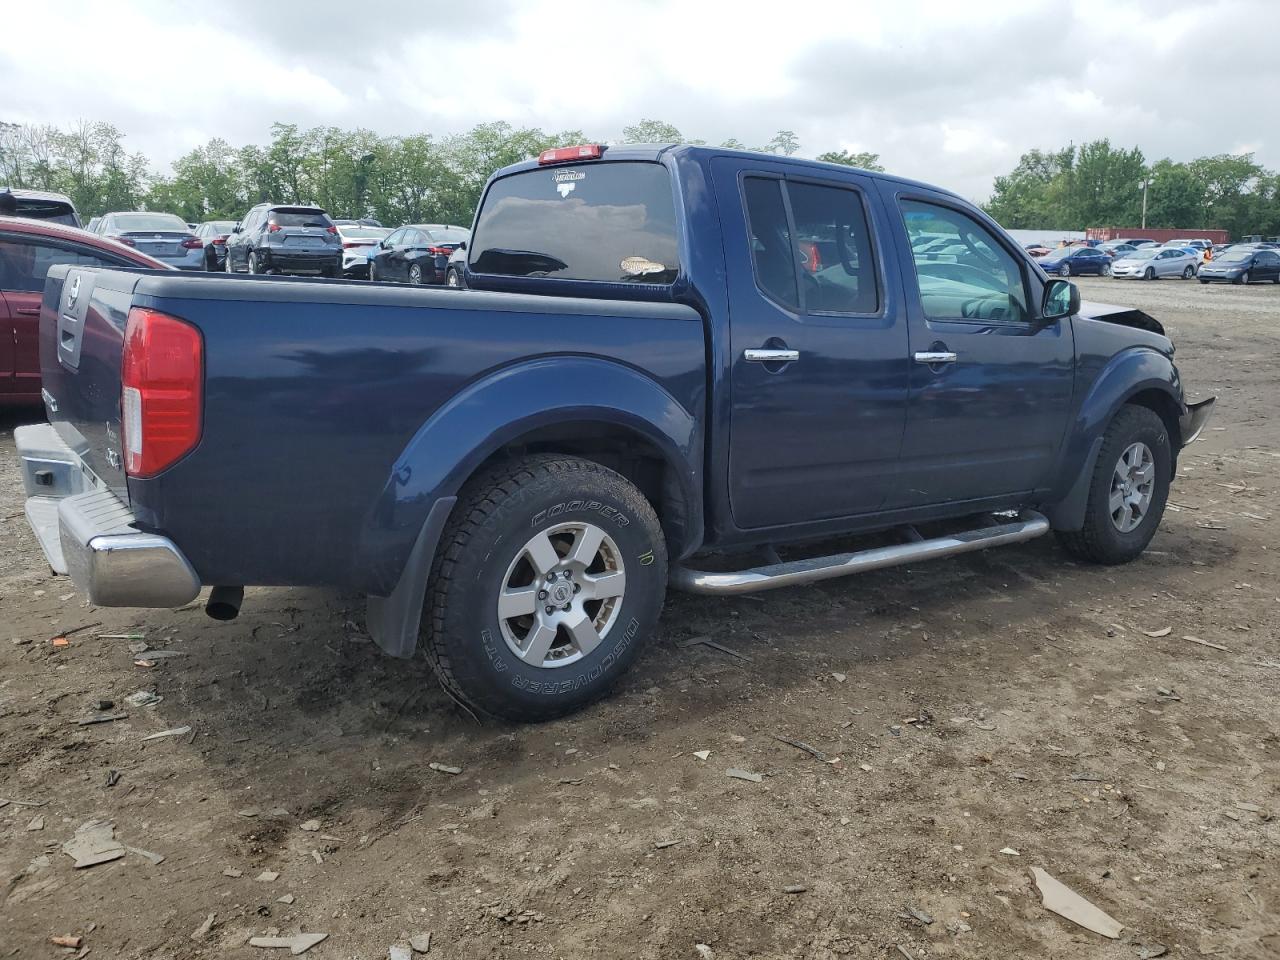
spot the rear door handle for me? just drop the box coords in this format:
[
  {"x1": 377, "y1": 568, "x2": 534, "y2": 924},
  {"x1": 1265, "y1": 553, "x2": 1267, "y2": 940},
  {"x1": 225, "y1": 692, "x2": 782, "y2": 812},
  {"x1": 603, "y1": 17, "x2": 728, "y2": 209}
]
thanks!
[
  {"x1": 913, "y1": 351, "x2": 957, "y2": 364},
  {"x1": 744, "y1": 348, "x2": 800, "y2": 363},
  {"x1": 16, "y1": 307, "x2": 40, "y2": 317}
]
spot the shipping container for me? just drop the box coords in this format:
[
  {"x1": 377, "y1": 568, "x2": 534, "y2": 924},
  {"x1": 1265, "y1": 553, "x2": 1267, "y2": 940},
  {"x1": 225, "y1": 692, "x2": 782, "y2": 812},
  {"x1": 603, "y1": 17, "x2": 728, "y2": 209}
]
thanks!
[{"x1": 1087, "y1": 226, "x2": 1230, "y2": 244}]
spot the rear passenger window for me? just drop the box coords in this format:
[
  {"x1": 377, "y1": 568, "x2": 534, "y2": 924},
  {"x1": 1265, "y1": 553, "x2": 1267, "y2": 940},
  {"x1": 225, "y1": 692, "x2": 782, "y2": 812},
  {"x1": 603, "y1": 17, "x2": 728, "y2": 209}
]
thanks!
[
  {"x1": 788, "y1": 182, "x2": 878, "y2": 314},
  {"x1": 742, "y1": 178, "x2": 799, "y2": 310},
  {"x1": 0, "y1": 239, "x2": 125, "y2": 293},
  {"x1": 900, "y1": 199, "x2": 1030, "y2": 323}
]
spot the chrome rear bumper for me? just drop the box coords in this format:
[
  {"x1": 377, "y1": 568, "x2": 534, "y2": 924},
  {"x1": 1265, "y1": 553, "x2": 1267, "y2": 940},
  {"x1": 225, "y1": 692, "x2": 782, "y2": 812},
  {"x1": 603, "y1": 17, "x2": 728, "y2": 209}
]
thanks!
[{"x1": 17, "y1": 423, "x2": 200, "y2": 607}]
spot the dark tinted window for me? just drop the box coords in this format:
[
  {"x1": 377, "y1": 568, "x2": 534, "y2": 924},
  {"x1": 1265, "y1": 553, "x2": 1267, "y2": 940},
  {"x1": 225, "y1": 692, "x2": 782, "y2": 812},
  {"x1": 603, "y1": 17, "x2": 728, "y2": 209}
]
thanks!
[
  {"x1": 14, "y1": 198, "x2": 79, "y2": 227},
  {"x1": 269, "y1": 208, "x2": 332, "y2": 227},
  {"x1": 742, "y1": 177, "x2": 798, "y2": 310},
  {"x1": 470, "y1": 161, "x2": 679, "y2": 283},
  {"x1": 787, "y1": 181, "x2": 878, "y2": 314},
  {"x1": 901, "y1": 199, "x2": 1029, "y2": 323},
  {"x1": 0, "y1": 238, "x2": 126, "y2": 292}
]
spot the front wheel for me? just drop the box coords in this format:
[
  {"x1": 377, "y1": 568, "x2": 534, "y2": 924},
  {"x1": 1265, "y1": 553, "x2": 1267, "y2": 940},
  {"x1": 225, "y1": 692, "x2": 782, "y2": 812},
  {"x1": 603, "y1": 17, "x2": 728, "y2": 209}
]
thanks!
[
  {"x1": 368, "y1": 260, "x2": 378, "y2": 282},
  {"x1": 1199, "y1": 278, "x2": 1209, "y2": 284},
  {"x1": 1143, "y1": 267, "x2": 1155, "y2": 281},
  {"x1": 424, "y1": 455, "x2": 668, "y2": 721},
  {"x1": 1055, "y1": 405, "x2": 1171, "y2": 565},
  {"x1": 1234, "y1": 271, "x2": 1249, "y2": 285}
]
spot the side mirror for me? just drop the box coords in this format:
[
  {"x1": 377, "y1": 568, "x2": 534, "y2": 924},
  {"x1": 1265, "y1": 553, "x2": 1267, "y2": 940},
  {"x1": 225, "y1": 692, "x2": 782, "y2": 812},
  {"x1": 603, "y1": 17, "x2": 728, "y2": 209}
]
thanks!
[
  {"x1": 232, "y1": 223, "x2": 242, "y2": 234},
  {"x1": 379, "y1": 240, "x2": 388, "y2": 249},
  {"x1": 1041, "y1": 279, "x2": 1079, "y2": 322},
  {"x1": 458, "y1": 240, "x2": 467, "y2": 251}
]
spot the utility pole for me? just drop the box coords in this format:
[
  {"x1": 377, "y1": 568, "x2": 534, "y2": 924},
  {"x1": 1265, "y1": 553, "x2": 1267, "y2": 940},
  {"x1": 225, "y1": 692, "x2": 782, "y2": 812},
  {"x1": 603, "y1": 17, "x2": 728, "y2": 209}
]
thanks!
[{"x1": 1141, "y1": 178, "x2": 1149, "y2": 229}]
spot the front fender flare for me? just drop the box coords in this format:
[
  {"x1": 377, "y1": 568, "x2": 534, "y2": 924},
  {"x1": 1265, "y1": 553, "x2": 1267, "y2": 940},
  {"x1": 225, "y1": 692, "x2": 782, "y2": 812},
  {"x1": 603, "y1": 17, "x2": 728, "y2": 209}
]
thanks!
[{"x1": 1044, "y1": 346, "x2": 1182, "y2": 531}]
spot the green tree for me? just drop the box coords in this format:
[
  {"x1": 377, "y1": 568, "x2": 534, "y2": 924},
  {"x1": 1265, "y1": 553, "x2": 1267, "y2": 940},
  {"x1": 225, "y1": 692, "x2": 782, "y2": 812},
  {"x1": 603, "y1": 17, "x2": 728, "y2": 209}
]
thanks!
[
  {"x1": 815, "y1": 149, "x2": 884, "y2": 171},
  {"x1": 759, "y1": 130, "x2": 800, "y2": 156},
  {"x1": 1142, "y1": 159, "x2": 1203, "y2": 229},
  {"x1": 621, "y1": 119, "x2": 686, "y2": 143}
]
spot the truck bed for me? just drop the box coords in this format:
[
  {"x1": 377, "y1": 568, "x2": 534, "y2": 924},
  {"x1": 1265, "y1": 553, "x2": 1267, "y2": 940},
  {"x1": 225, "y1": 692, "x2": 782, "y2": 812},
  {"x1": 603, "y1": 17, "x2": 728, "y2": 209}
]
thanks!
[{"x1": 37, "y1": 267, "x2": 705, "y2": 594}]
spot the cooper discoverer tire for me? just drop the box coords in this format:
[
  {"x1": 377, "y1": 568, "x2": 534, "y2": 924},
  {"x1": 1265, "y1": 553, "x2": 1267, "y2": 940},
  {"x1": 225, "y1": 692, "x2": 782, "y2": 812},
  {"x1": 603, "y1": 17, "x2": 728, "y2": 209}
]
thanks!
[
  {"x1": 424, "y1": 455, "x2": 667, "y2": 721},
  {"x1": 1055, "y1": 405, "x2": 1172, "y2": 565}
]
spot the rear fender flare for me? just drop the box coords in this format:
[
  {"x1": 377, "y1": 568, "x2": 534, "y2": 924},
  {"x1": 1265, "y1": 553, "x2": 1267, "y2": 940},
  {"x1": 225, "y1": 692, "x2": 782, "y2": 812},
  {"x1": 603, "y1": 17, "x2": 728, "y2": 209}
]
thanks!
[{"x1": 360, "y1": 357, "x2": 702, "y2": 655}]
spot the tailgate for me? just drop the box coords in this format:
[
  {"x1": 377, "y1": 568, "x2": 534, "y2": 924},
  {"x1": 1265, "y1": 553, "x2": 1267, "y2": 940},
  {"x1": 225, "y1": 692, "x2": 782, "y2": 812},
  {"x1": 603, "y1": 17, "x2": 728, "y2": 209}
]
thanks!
[{"x1": 39, "y1": 264, "x2": 138, "y2": 502}]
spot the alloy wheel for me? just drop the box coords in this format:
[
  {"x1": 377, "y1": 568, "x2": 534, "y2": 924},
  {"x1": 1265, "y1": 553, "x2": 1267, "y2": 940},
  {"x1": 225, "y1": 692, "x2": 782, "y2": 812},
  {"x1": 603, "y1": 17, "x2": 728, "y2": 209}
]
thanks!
[
  {"x1": 1109, "y1": 441, "x2": 1155, "y2": 533},
  {"x1": 497, "y1": 522, "x2": 627, "y2": 669}
]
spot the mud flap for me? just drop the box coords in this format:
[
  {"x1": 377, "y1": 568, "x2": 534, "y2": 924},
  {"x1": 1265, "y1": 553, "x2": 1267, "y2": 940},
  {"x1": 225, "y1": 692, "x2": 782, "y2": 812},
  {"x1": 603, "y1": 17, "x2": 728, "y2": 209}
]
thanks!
[
  {"x1": 1043, "y1": 436, "x2": 1104, "y2": 533},
  {"x1": 1179, "y1": 397, "x2": 1216, "y2": 447},
  {"x1": 365, "y1": 497, "x2": 456, "y2": 658}
]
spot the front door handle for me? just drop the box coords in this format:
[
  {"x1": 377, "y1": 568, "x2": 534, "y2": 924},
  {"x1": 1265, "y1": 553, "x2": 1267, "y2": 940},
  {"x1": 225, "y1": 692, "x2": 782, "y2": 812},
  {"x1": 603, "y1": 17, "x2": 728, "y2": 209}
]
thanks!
[
  {"x1": 913, "y1": 351, "x2": 957, "y2": 364},
  {"x1": 744, "y1": 348, "x2": 800, "y2": 363},
  {"x1": 16, "y1": 307, "x2": 40, "y2": 317}
]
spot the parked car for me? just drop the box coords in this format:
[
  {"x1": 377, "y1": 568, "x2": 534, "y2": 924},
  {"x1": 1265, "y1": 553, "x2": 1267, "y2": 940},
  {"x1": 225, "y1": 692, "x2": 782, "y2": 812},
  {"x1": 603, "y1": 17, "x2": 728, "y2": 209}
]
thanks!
[
  {"x1": 193, "y1": 220, "x2": 238, "y2": 271},
  {"x1": 446, "y1": 243, "x2": 468, "y2": 287},
  {"x1": 17, "y1": 143, "x2": 1214, "y2": 721},
  {"x1": 0, "y1": 188, "x2": 82, "y2": 228},
  {"x1": 333, "y1": 218, "x2": 385, "y2": 228},
  {"x1": 224, "y1": 204, "x2": 342, "y2": 277},
  {"x1": 95, "y1": 212, "x2": 204, "y2": 270},
  {"x1": 335, "y1": 224, "x2": 390, "y2": 278},
  {"x1": 1109, "y1": 247, "x2": 1200, "y2": 280},
  {"x1": 1197, "y1": 247, "x2": 1280, "y2": 284},
  {"x1": 1099, "y1": 241, "x2": 1141, "y2": 259},
  {"x1": 0, "y1": 215, "x2": 167, "y2": 407},
  {"x1": 367, "y1": 224, "x2": 469, "y2": 284},
  {"x1": 1035, "y1": 245, "x2": 1112, "y2": 277},
  {"x1": 1113, "y1": 238, "x2": 1156, "y2": 248},
  {"x1": 85, "y1": 217, "x2": 101, "y2": 234}
]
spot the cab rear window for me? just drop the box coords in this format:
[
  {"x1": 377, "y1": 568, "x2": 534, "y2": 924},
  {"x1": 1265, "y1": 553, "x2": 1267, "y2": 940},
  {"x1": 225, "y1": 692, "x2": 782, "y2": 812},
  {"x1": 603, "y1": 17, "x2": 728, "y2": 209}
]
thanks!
[{"x1": 469, "y1": 161, "x2": 679, "y2": 284}]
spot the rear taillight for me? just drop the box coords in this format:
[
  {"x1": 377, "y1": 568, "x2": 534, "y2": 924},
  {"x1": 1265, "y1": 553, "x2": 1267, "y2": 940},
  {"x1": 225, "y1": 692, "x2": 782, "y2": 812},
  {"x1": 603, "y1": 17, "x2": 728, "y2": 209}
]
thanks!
[
  {"x1": 326, "y1": 225, "x2": 338, "y2": 234},
  {"x1": 426, "y1": 246, "x2": 451, "y2": 256},
  {"x1": 121, "y1": 307, "x2": 203, "y2": 478},
  {"x1": 267, "y1": 222, "x2": 282, "y2": 232},
  {"x1": 538, "y1": 144, "x2": 603, "y2": 165},
  {"x1": 180, "y1": 237, "x2": 203, "y2": 249},
  {"x1": 342, "y1": 241, "x2": 371, "y2": 249},
  {"x1": 213, "y1": 236, "x2": 227, "y2": 245}
]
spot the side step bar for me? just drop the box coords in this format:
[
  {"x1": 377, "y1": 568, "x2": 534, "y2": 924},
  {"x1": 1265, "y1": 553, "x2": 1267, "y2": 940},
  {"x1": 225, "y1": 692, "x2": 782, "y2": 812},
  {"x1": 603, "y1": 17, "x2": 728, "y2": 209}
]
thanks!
[{"x1": 669, "y1": 511, "x2": 1050, "y2": 596}]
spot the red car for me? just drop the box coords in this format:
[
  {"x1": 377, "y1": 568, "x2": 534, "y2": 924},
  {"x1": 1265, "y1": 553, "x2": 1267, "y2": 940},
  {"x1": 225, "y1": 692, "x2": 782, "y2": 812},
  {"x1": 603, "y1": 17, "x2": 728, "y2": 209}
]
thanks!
[{"x1": 0, "y1": 216, "x2": 168, "y2": 407}]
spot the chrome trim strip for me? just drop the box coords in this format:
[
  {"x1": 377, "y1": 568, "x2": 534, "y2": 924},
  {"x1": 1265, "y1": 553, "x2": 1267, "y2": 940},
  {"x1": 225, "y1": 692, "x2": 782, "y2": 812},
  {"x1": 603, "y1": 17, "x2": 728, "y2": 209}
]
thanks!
[
  {"x1": 913, "y1": 351, "x2": 958, "y2": 364},
  {"x1": 670, "y1": 511, "x2": 1050, "y2": 596},
  {"x1": 744, "y1": 348, "x2": 800, "y2": 363}
]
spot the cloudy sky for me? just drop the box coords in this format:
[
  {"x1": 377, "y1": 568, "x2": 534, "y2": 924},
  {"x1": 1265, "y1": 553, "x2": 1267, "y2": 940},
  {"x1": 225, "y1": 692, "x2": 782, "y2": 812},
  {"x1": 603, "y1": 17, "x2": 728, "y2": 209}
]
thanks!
[{"x1": 3, "y1": 0, "x2": 1277, "y2": 200}]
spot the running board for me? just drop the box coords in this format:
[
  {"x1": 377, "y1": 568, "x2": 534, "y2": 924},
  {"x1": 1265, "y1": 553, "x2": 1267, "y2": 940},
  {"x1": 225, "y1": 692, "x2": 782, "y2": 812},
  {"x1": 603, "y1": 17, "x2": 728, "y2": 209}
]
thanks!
[{"x1": 669, "y1": 511, "x2": 1050, "y2": 596}]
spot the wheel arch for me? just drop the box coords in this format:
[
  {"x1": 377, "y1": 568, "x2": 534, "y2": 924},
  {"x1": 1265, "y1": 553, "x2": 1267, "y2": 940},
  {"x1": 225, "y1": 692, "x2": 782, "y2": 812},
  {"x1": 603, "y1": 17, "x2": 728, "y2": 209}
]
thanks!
[
  {"x1": 1043, "y1": 347, "x2": 1184, "y2": 532},
  {"x1": 361, "y1": 356, "x2": 703, "y2": 657}
]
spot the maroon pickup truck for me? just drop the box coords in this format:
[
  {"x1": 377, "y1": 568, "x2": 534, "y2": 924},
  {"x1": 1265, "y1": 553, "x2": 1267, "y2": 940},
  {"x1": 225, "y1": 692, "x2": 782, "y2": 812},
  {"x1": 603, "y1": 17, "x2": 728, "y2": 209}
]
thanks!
[{"x1": 0, "y1": 216, "x2": 166, "y2": 406}]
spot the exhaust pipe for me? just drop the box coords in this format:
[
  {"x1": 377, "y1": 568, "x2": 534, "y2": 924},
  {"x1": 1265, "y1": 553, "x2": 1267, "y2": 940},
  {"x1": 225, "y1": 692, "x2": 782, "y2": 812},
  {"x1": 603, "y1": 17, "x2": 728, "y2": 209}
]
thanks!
[{"x1": 205, "y1": 585, "x2": 244, "y2": 621}]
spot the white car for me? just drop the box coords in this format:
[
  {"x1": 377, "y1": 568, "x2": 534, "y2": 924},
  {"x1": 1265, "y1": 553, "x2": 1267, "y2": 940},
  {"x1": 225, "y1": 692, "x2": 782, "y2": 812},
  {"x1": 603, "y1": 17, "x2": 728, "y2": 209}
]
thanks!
[
  {"x1": 1109, "y1": 247, "x2": 1200, "y2": 280},
  {"x1": 335, "y1": 224, "x2": 391, "y2": 278}
]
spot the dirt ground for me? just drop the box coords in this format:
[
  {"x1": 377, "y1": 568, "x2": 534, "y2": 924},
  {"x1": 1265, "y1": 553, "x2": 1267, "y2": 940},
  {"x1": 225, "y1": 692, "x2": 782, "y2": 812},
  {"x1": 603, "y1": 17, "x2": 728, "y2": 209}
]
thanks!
[{"x1": 2, "y1": 276, "x2": 1278, "y2": 959}]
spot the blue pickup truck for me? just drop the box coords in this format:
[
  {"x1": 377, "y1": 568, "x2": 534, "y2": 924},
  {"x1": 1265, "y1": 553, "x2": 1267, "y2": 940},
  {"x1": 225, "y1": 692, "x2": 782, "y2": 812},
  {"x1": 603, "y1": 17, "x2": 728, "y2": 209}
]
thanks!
[{"x1": 17, "y1": 144, "x2": 1214, "y2": 720}]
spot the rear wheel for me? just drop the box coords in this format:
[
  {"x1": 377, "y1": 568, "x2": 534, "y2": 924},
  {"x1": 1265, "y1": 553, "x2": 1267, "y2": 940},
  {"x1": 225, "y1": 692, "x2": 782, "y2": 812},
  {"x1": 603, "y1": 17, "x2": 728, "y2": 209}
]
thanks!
[
  {"x1": 1101, "y1": 263, "x2": 1111, "y2": 277},
  {"x1": 1059, "y1": 264, "x2": 1072, "y2": 277},
  {"x1": 408, "y1": 263, "x2": 423, "y2": 285},
  {"x1": 424, "y1": 455, "x2": 667, "y2": 721},
  {"x1": 1182, "y1": 265, "x2": 1195, "y2": 279},
  {"x1": 248, "y1": 251, "x2": 260, "y2": 275},
  {"x1": 1055, "y1": 405, "x2": 1171, "y2": 565},
  {"x1": 446, "y1": 267, "x2": 461, "y2": 288}
]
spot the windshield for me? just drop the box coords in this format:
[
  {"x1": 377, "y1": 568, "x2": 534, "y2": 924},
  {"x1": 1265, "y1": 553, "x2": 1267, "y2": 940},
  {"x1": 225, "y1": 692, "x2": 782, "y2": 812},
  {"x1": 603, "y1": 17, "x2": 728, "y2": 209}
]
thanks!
[
  {"x1": 1219, "y1": 251, "x2": 1252, "y2": 262},
  {"x1": 470, "y1": 161, "x2": 680, "y2": 283},
  {"x1": 208, "y1": 221, "x2": 236, "y2": 233},
  {"x1": 111, "y1": 213, "x2": 190, "y2": 233},
  {"x1": 270, "y1": 209, "x2": 332, "y2": 227}
]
